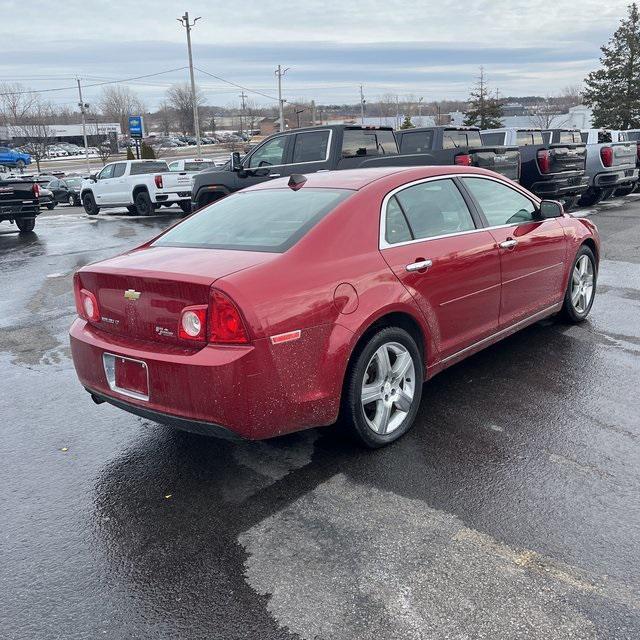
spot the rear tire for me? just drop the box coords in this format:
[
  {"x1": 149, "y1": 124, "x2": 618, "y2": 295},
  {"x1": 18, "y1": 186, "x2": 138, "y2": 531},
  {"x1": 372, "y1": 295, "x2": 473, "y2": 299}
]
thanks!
[
  {"x1": 561, "y1": 245, "x2": 597, "y2": 323},
  {"x1": 126, "y1": 205, "x2": 138, "y2": 216},
  {"x1": 179, "y1": 200, "x2": 192, "y2": 215},
  {"x1": 82, "y1": 192, "x2": 100, "y2": 216},
  {"x1": 342, "y1": 326, "x2": 423, "y2": 448},
  {"x1": 134, "y1": 191, "x2": 153, "y2": 216},
  {"x1": 577, "y1": 187, "x2": 604, "y2": 207},
  {"x1": 16, "y1": 217, "x2": 35, "y2": 232},
  {"x1": 46, "y1": 202, "x2": 56, "y2": 210},
  {"x1": 562, "y1": 196, "x2": 578, "y2": 212}
]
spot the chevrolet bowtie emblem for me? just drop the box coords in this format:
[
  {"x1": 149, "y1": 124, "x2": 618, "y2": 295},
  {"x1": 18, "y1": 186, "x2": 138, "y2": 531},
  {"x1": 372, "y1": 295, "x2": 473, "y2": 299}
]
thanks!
[{"x1": 124, "y1": 289, "x2": 141, "y2": 301}]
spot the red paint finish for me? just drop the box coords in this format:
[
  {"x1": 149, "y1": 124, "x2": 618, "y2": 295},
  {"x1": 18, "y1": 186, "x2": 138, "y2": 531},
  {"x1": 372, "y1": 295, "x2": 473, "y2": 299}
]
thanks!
[{"x1": 70, "y1": 166, "x2": 600, "y2": 440}]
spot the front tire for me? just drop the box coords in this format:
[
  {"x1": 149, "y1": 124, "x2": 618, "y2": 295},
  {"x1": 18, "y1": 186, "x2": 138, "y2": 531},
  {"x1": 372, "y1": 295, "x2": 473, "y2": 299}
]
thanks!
[
  {"x1": 46, "y1": 202, "x2": 56, "y2": 210},
  {"x1": 561, "y1": 245, "x2": 597, "y2": 323},
  {"x1": 342, "y1": 326, "x2": 423, "y2": 448},
  {"x1": 134, "y1": 191, "x2": 153, "y2": 216},
  {"x1": 15, "y1": 160, "x2": 25, "y2": 170},
  {"x1": 82, "y1": 192, "x2": 100, "y2": 216},
  {"x1": 16, "y1": 217, "x2": 35, "y2": 232}
]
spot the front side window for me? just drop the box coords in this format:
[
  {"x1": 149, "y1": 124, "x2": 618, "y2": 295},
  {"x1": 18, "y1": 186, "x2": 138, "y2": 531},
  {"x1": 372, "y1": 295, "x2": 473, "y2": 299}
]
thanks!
[
  {"x1": 341, "y1": 129, "x2": 397, "y2": 158},
  {"x1": 98, "y1": 165, "x2": 114, "y2": 180},
  {"x1": 462, "y1": 177, "x2": 536, "y2": 226},
  {"x1": 248, "y1": 136, "x2": 287, "y2": 168},
  {"x1": 154, "y1": 188, "x2": 352, "y2": 252},
  {"x1": 385, "y1": 179, "x2": 476, "y2": 244},
  {"x1": 292, "y1": 130, "x2": 330, "y2": 163}
]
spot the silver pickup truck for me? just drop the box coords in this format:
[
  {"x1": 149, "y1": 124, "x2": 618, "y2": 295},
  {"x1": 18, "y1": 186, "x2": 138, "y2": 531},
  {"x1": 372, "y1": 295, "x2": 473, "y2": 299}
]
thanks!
[{"x1": 572, "y1": 129, "x2": 637, "y2": 206}]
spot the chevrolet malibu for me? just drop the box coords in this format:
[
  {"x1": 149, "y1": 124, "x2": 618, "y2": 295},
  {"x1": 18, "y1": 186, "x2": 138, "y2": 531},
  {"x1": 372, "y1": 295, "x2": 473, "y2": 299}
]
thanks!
[{"x1": 70, "y1": 166, "x2": 599, "y2": 447}]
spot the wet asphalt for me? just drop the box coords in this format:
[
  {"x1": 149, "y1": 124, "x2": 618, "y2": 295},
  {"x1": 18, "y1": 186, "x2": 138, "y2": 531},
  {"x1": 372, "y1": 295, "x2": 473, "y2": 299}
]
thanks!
[{"x1": 0, "y1": 199, "x2": 639, "y2": 640}]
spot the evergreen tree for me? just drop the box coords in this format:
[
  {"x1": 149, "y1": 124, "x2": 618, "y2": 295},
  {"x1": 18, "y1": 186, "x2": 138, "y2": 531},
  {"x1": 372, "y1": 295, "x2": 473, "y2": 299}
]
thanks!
[
  {"x1": 463, "y1": 67, "x2": 503, "y2": 129},
  {"x1": 399, "y1": 115, "x2": 414, "y2": 129},
  {"x1": 583, "y1": 3, "x2": 640, "y2": 128},
  {"x1": 140, "y1": 141, "x2": 156, "y2": 159},
  {"x1": 126, "y1": 147, "x2": 135, "y2": 160}
]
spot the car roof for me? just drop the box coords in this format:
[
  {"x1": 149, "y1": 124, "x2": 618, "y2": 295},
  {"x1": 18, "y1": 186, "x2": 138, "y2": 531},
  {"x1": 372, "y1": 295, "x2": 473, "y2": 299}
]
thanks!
[{"x1": 245, "y1": 165, "x2": 501, "y2": 191}]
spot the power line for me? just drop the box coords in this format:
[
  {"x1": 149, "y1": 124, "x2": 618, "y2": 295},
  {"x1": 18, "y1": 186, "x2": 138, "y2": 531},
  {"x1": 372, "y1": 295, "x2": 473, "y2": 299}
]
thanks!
[{"x1": 195, "y1": 66, "x2": 280, "y2": 102}]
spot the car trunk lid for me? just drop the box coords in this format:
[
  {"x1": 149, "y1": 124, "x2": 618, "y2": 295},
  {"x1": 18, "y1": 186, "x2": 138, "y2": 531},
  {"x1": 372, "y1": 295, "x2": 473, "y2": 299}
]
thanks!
[{"x1": 77, "y1": 246, "x2": 274, "y2": 344}]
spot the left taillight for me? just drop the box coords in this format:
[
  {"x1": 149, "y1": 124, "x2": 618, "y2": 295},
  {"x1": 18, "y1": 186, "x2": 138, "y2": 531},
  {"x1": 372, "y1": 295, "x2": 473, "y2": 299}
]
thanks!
[
  {"x1": 454, "y1": 153, "x2": 472, "y2": 166},
  {"x1": 73, "y1": 273, "x2": 100, "y2": 321},
  {"x1": 154, "y1": 174, "x2": 163, "y2": 189},
  {"x1": 32, "y1": 183, "x2": 40, "y2": 198}
]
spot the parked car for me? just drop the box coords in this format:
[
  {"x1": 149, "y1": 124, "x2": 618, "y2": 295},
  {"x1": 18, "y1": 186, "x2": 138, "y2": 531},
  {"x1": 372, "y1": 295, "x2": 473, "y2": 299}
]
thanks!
[
  {"x1": 481, "y1": 127, "x2": 588, "y2": 208},
  {"x1": 63, "y1": 177, "x2": 84, "y2": 205},
  {"x1": 70, "y1": 165, "x2": 600, "y2": 446},
  {"x1": 80, "y1": 159, "x2": 194, "y2": 216},
  {"x1": 168, "y1": 158, "x2": 226, "y2": 173},
  {"x1": 40, "y1": 177, "x2": 83, "y2": 206},
  {"x1": 34, "y1": 180, "x2": 57, "y2": 210},
  {"x1": 0, "y1": 175, "x2": 41, "y2": 232},
  {"x1": 571, "y1": 129, "x2": 638, "y2": 206},
  {"x1": 0, "y1": 146, "x2": 32, "y2": 170}
]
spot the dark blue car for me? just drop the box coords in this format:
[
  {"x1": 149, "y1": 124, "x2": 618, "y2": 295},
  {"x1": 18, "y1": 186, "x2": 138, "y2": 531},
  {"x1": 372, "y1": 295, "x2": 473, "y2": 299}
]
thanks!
[{"x1": 0, "y1": 147, "x2": 31, "y2": 169}]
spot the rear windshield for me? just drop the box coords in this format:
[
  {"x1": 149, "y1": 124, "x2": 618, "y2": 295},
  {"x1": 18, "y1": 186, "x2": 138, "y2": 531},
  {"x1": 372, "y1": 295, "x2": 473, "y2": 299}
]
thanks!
[
  {"x1": 516, "y1": 131, "x2": 544, "y2": 145},
  {"x1": 341, "y1": 129, "x2": 397, "y2": 158},
  {"x1": 130, "y1": 161, "x2": 169, "y2": 175},
  {"x1": 558, "y1": 131, "x2": 583, "y2": 144},
  {"x1": 399, "y1": 130, "x2": 434, "y2": 153},
  {"x1": 480, "y1": 132, "x2": 505, "y2": 146},
  {"x1": 153, "y1": 188, "x2": 352, "y2": 252},
  {"x1": 183, "y1": 161, "x2": 218, "y2": 171},
  {"x1": 443, "y1": 130, "x2": 483, "y2": 148}
]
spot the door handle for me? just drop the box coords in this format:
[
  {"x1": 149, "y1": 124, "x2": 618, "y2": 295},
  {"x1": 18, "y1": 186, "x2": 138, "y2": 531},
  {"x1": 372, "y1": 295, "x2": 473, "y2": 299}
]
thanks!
[
  {"x1": 406, "y1": 259, "x2": 433, "y2": 272},
  {"x1": 269, "y1": 173, "x2": 281, "y2": 177},
  {"x1": 499, "y1": 239, "x2": 518, "y2": 249}
]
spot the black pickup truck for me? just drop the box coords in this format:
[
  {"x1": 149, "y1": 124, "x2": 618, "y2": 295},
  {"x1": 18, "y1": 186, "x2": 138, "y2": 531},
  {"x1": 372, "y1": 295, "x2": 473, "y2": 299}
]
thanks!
[
  {"x1": 191, "y1": 125, "x2": 521, "y2": 209},
  {"x1": 482, "y1": 128, "x2": 588, "y2": 208},
  {"x1": 0, "y1": 175, "x2": 41, "y2": 232}
]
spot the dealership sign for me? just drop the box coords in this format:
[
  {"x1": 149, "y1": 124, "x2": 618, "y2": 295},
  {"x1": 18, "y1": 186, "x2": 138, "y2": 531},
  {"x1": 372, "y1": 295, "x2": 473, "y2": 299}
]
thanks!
[{"x1": 129, "y1": 116, "x2": 144, "y2": 139}]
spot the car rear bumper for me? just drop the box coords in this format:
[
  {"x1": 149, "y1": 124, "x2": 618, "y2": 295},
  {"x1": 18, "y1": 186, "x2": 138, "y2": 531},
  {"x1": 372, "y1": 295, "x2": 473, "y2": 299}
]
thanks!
[
  {"x1": 593, "y1": 168, "x2": 639, "y2": 187},
  {"x1": 0, "y1": 202, "x2": 40, "y2": 219},
  {"x1": 530, "y1": 175, "x2": 589, "y2": 198},
  {"x1": 153, "y1": 191, "x2": 191, "y2": 203},
  {"x1": 69, "y1": 318, "x2": 349, "y2": 439}
]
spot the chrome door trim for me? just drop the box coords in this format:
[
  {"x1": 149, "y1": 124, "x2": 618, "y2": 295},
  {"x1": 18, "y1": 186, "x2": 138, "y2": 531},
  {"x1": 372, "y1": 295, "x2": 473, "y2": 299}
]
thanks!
[
  {"x1": 245, "y1": 128, "x2": 333, "y2": 170},
  {"x1": 440, "y1": 303, "x2": 560, "y2": 364}
]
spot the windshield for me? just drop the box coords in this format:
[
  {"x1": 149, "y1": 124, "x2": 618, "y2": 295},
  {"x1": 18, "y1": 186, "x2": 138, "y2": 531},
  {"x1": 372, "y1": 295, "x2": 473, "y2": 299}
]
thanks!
[{"x1": 154, "y1": 188, "x2": 352, "y2": 252}]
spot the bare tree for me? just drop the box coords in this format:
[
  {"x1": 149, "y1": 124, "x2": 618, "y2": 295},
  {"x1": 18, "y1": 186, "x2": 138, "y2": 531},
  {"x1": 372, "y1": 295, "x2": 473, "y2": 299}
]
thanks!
[
  {"x1": 529, "y1": 95, "x2": 568, "y2": 129},
  {"x1": 98, "y1": 85, "x2": 145, "y2": 134},
  {"x1": 157, "y1": 101, "x2": 173, "y2": 136},
  {"x1": 96, "y1": 143, "x2": 111, "y2": 165},
  {"x1": 557, "y1": 85, "x2": 584, "y2": 111},
  {"x1": 166, "y1": 83, "x2": 205, "y2": 134}
]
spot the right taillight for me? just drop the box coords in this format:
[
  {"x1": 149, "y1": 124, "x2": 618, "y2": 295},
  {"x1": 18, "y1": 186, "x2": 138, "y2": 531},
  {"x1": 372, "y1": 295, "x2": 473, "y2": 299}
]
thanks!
[
  {"x1": 537, "y1": 149, "x2": 551, "y2": 174},
  {"x1": 154, "y1": 175, "x2": 163, "y2": 189},
  {"x1": 209, "y1": 289, "x2": 249, "y2": 344},
  {"x1": 32, "y1": 182, "x2": 40, "y2": 198},
  {"x1": 73, "y1": 273, "x2": 100, "y2": 321},
  {"x1": 636, "y1": 143, "x2": 640, "y2": 162},
  {"x1": 454, "y1": 153, "x2": 472, "y2": 166},
  {"x1": 600, "y1": 146, "x2": 613, "y2": 167}
]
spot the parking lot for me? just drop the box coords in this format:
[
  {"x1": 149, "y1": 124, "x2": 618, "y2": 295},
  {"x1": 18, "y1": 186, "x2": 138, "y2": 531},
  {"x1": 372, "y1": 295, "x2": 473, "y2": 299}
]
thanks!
[{"x1": 1, "y1": 197, "x2": 639, "y2": 639}]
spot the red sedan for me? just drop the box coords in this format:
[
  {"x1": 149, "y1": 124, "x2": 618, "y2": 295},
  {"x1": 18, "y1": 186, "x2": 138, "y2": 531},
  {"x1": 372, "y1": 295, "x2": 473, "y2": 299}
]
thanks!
[{"x1": 70, "y1": 166, "x2": 599, "y2": 447}]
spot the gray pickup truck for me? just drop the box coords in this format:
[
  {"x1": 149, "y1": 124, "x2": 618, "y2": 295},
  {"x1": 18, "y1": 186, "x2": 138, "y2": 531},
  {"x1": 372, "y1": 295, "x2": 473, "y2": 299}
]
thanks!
[
  {"x1": 544, "y1": 129, "x2": 638, "y2": 206},
  {"x1": 0, "y1": 175, "x2": 41, "y2": 232},
  {"x1": 191, "y1": 125, "x2": 521, "y2": 210}
]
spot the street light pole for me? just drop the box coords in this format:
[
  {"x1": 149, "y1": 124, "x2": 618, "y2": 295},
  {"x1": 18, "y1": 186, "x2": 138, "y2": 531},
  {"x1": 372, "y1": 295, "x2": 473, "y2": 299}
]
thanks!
[
  {"x1": 275, "y1": 65, "x2": 289, "y2": 132},
  {"x1": 178, "y1": 11, "x2": 202, "y2": 158},
  {"x1": 360, "y1": 84, "x2": 366, "y2": 124},
  {"x1": 76, "y1": 78, "x2": 91, "y2": 175}
]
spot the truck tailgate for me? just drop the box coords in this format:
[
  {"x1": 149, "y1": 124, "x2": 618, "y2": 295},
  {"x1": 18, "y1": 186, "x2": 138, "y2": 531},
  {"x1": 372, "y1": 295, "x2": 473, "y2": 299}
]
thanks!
[
  {"x1": 159, "y1": 172, "x2": 194, "y2": 193},
  {"x1": 548, "y1": 144, "x2": 586, "y2": 173},
  {"x1": 469, "y1": 147, "x2": 520, "y2": 180},
  {"x1": 611, "y1": 142, "x2": 637, "y2": 167}
]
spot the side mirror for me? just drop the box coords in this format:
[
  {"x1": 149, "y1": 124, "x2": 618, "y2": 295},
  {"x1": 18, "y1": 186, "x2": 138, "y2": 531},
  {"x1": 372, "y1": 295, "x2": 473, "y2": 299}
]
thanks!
[
  {"x1": 539, "y1": 200, "x2": 564, "y2": 219},
  {"x1": 90, "y1": 174, "x2": 98, "y2": 182},
  {"x1": 230, "y1": 152, "x2": 242, "y2": 172}
]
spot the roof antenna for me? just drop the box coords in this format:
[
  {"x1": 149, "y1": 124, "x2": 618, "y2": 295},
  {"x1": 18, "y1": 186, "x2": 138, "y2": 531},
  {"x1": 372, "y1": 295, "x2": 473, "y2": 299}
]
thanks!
[{"x1": 288, "y1": 174, "x2": 307, "y2": 191}]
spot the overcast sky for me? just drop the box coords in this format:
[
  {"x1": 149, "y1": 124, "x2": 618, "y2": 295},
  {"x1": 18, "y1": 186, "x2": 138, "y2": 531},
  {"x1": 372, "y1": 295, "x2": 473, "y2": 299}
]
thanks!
[{"x1": 0, "y1": 0, "x2": 631, "y2": 111}]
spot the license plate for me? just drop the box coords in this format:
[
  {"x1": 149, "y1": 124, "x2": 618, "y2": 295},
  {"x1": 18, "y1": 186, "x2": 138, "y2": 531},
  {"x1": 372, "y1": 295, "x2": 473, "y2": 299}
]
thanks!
[
  {"x1": 625, "y1": 169, "x2": 634, "y2": 177},
  {"x1": 103, "y1": 353, "x2": 149, "y2": 400}
]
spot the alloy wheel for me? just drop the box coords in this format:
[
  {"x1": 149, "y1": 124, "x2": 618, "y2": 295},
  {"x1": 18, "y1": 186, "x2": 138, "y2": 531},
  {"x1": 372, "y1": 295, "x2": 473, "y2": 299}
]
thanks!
[
  {"x1": 360, "y1": 341, "x2": 416, "y2": 435},
  {"x1": 571, "y1": 255, "x2": 594, "y2": 314}
]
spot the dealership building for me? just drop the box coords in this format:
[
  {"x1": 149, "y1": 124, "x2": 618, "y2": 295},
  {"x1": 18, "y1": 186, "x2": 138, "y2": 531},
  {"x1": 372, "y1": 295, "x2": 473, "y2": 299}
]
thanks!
[{"x1": 0, "y1": 122, "x2": 121, "y2": 146}]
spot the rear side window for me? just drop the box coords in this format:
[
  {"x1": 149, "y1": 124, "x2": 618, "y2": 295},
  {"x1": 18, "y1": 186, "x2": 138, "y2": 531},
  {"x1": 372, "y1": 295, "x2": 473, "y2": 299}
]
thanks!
[
  {"x1": 399, "y1": 131, "x2": 434, "y2": 153},
  {"x1": 130, "y1": 162, "x2": 169, "y2": 175},
  {"x1": 462, "y1": 177, "x2": 536, "y2": 226},
  {"x1": 341, "y1": 129, "x2": 397, "y2": 158},
  {"x1": 248, "y1": 136, "x2": 287, "y2": 168},
  {"x1": 292, "y1": 130, "x2": 330, "y2": 163},
  {"x1": 112, "y1": 163, "x2": 126, "y2": 178},
  {"x1": 516, "y1": 132, "x2": 536, "y2": 146},
  {"x1": 623, "y1": 131, "x2": 640, "y2": 141},
  {"x1": 385, "y1": 179, "x2": 476, "y2": 244},
  {"x1": 154, "y1": 188, "x2": 352, "y2": 252}
]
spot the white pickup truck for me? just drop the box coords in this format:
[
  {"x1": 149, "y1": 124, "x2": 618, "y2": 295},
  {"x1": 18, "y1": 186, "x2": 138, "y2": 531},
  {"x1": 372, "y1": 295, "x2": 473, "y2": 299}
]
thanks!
[
  {"x1": 80, "y1": 160, "x2": 193, "y2": 216},
  {"x1": 167, "y1": 157, "x2": 227, "y2": 172}
]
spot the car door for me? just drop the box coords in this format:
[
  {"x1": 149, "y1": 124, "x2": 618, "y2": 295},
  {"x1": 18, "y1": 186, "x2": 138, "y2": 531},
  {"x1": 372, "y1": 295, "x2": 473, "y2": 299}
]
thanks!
[
  {"x1": 94, "y1": 163, "x2": 116, "y2": 204},
  {"x1": 110, "y1": 162, "x2": 127, "y2": 203},
  {"x1": 460, "y1": 176, "x2": 566, "y2": 328},
  {"x1": 380, "y1": 177, "x2": 501, "y2": 360},
  {"x1": 47, "y1": 179, "x2": 65, "y2": 203},
  {"x1": 243, "y1": 135, "x2": 293, "y2": 187}
]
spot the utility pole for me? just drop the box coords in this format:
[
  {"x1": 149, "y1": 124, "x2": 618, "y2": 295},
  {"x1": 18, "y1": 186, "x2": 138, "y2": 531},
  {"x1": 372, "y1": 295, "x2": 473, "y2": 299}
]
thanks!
[
  {"x1": 417, "y1": 96, "x2": 424, "y2": 124},
  {"x1": 76, "y1": 78, "x2": 91, "y2": 175},
  {"x1": 395, "y1": 95, "x2": 400, "y2": 129},
  {"x1": 239, "y1": 91, "x2": 247, "y2": 139},
  {"x1": 311, "y1": 100, "x2": 316, "y2": 126},
  {"x1": 359, "y1": 85, "x2": 366, "y2": 124},
  {"x1": 275, "y1": 65, "x2": 289, "y2": 132},
  {"x1": 177, "y1": 12, "x2": 202, "y2": 158}
]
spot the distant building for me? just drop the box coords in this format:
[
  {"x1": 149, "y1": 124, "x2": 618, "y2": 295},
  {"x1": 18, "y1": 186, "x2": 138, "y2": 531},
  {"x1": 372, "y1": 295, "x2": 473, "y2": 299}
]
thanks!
[{"x1": 259, "y1": 117, "x2": 291, "y2": 136}]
